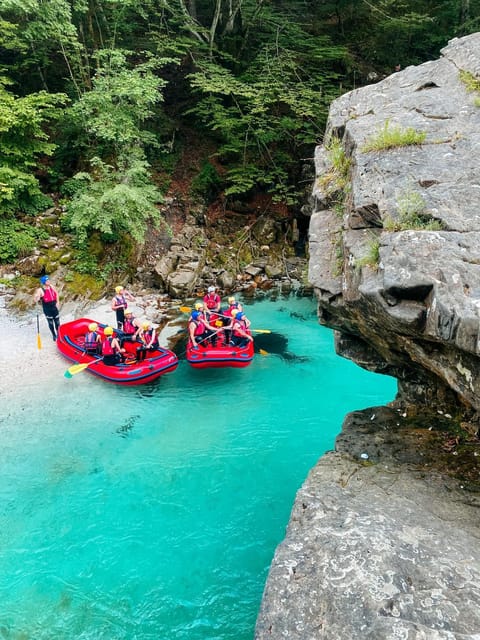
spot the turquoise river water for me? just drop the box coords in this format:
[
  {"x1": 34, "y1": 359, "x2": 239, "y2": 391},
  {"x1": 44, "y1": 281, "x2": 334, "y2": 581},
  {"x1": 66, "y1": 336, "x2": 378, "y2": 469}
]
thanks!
[{"x1": 0, "y1": 294, "x2": 396, "y2": 639}]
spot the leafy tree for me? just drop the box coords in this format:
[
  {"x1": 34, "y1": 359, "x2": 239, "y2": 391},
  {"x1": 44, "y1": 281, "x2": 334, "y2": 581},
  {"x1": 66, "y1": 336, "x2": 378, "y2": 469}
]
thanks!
[
  {"x1": 0, "y1": 81, "x2": 67, "y2": 214},
  {"x1": 187, "y1": 13, "x2": 347, "y2": 201},
  {"x1": 63, "y1": 153, "x2": 163, "y2": 244}
]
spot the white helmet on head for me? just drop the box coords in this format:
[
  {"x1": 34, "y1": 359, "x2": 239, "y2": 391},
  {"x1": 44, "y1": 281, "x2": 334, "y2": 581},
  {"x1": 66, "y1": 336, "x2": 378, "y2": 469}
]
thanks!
[{"x1": 208, "y1": 286, "x2": 216, "y2": 293}]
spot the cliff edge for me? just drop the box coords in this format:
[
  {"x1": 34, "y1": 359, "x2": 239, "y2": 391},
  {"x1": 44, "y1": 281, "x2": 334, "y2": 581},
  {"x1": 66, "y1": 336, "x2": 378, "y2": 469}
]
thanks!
[{"x1": 255, "y1": 34, "x2": 480, "y2": 639}]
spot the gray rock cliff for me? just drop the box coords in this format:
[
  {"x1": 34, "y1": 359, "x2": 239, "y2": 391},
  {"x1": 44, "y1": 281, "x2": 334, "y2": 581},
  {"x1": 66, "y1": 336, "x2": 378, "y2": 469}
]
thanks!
[{"x1": 256, "y1": 34, "x2": 480, "y2": 639}]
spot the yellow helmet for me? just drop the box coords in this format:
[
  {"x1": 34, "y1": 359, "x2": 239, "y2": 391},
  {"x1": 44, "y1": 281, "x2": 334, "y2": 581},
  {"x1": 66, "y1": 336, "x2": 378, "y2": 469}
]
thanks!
[
  {"x1": 124, "y1": 308, "x2": 133, "y2": 316},
  {"x1": 104, "y1": 326, "x2": 114, "y2": 336},
  {"x1": 142, "y1": 322, "x2": 150, "y2": 330},
  {"x1": 115, "y1": 285, "x2": 124, "y2": 294},
  {"x1": 88, "y1": 322, "x2": 98, "y2": 332},
  {"x1": 195, "y1": 302, "x2": 204, "y2": 310},
  {"x1": 228, "y1": 296, "x2": 235, "y2": 304},
  {"x1": 231, "y1": 309, "x2": 239, "y2": 316}
]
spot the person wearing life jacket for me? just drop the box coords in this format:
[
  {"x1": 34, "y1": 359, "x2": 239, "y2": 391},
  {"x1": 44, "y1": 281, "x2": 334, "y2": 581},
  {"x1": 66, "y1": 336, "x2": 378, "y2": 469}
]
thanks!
[
  {"x1": 136, "y1": 321, "x2": 159, "y2": 361},
  {"x1": 120, "y1": 308, "x2": 139, "y2": 346},
  {"x1": 231, "y1": 310, "x2": 253, "y2": 348},
  {"x1": 203, "y1": 286, "x2": 221, "y2": 315},
  {"x1": 188, "y1": 311, "x2": 217, "y2": 348},
  {"x1": 194, "y1": 301, "x2": 219, "y2": 346},
  {"x1": 33, "y1": 275, "x2": 60, "y2": 341},
  {"x1": 101, "y1": 326, "x2": 125, "y2": 365},
  {"x1": 111, "y1": 285, "x2": 135, "y2": 330},
  {"x1": 84, "y1": 322, "x2": 101, "y2": 354},
  {"x1": 222, "y1": 297, "x2": 242, "y2": 345}
]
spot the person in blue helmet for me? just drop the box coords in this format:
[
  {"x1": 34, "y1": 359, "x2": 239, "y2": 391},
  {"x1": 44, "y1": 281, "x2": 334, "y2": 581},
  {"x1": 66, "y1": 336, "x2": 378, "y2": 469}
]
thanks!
[
  {"x1": 188, "y1": 310, "x2": 217, "y2": 348},
  {"x1": 230, "y1": 310, "x2": 253, "y2": 348},
  {"x1": 33, "y1": 275, "x2": 60, "y2": 340}
]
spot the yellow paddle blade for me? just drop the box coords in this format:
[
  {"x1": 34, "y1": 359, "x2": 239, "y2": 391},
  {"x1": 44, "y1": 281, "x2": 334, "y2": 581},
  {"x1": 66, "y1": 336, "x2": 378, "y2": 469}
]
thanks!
[
  {"x1": 180, "y1": 306, "x2": 192, "y2": 313},
  {"x1": 252, "y1": 329, "x2": 271, "y2": 334},
  {"x1": 66, "y1": 361, "x2": 92, "y2": 376},
  {"x1": 37, "y1": 334, "x2": 42, "y2": 350},
  {"x1": 259, "y1": 349, "x2": 268, "y2": 356}
]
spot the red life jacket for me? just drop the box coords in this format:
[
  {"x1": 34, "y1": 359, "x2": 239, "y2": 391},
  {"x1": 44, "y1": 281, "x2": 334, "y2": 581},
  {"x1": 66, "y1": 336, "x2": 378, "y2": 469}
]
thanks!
[
  {"x1": 190, "y1": 320, "x2": 205, "y2": 336},
  {"x1": 42, "y1": 285, "x2": 57, "y2": 303},
  {"x1": 142, "y1": 328, "x2": 158, "y2": 347},
  {"x1": 203, "y1": 293, "x2": 220, "y2": 310},
  {"x1": 85, "y1": 332, "x2": 98, "y2": 349},
  {"x1": 102, "y1": 337, "x2": 114, "y2": 355},
  {"x1": 123, "y1": 318, "x2": 136, "y2": 335},
  {"x1": 224, "y1": 303, "x2": 238, "y2": 318},
  {"x1": 233, "y1": 318, "x2": 247, "y2": 337}
]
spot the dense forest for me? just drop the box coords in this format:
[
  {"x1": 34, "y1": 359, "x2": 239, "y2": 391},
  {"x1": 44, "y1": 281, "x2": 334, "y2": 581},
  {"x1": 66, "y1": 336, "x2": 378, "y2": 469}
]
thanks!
[{"x1": 0, "y1": 0, "x2": 478, "y2": 274}]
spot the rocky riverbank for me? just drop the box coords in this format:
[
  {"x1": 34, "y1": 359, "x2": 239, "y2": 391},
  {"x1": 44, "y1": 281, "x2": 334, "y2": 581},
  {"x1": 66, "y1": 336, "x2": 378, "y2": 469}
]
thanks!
[{"x1": 256, "y1": 33, "x2": 480, "y2": 639}]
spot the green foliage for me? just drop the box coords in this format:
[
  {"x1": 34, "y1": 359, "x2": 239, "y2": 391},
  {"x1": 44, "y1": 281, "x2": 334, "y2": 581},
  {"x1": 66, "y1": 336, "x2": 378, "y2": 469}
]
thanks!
[
  {"x1": 460, "y1": 70, "x2": 480, "y2": 93},
  {"x1": 191, "y1": 161, "x2": 222, "y2": 201},
  {"x1": 384, "y1": 190, "x2": 445, "y2": 231},
  {"x1": 63, "y1": 154, "x2": 163, "y2": 244},
  {"x1": 0, "y1": 218, "x2": 48, "y2": 262},
  {"x1": 356, "y1": 238, "x2": 381, "y2": 269},
  {"x1": 65, "y1": 50, "x2": 172, "y2": 159},
  {"x1": 362, "y1": 121, "x2": 427, "y2": 152},
  {"x1": 187, "y1": 29, "x2": 346, "y2": 200},
  {"x1": 319, "y1": 136, "x2": 351, "y2": 195},
  {"x1": 460, "y1": 70, "x2": 480, "y2": 107},
  {"x1": 0, "y1": 167, "x2": 53, "y2": 215},
  {"x1": 0, "y1": 83, "x2": 67, "y2": 214}
]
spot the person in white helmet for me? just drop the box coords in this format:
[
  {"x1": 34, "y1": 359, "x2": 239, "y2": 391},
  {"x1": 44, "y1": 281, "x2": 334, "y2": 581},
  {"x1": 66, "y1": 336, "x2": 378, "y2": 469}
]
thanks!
[{"x1": 203, "y1": 286, "x2": 221, "y2": 314}]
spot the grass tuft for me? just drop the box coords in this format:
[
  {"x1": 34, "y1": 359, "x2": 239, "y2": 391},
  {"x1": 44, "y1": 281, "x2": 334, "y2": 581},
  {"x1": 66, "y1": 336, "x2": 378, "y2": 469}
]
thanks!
[{"x1": 362, "y1": 120, "x2": 426, "y2": 152}]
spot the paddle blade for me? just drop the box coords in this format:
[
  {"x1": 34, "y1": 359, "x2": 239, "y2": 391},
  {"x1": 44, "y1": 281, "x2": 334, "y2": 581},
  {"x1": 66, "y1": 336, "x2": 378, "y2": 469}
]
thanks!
[
  {"x1": 66, "y1": 362, "x2": 91, "y2": 376},
  {"x1": 179, "y1": 306, "x2": 192, "y2": 313},
  {"x1": 259, "y1": 349, "x2": 269, "y2": 356},
  {"x1": 252, "y1": 329, "x2": 271, "y2": 334},
  {"x1": 37, "y1": 334, "x2": 42, "y2": 350}
]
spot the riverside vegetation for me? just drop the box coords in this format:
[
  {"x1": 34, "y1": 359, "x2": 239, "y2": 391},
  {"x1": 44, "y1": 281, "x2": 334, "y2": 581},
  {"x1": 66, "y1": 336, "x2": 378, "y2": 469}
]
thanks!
[{"x1": 0, "y1": 0, "x2": 478, "y2": 291}]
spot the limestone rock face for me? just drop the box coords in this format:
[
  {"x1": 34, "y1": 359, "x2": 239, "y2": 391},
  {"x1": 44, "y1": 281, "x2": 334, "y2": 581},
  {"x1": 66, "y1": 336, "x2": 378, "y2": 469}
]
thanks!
[
  {"x1": 256, "y1": 33, "x2": 480, "y2": 640},
  {"x1": 255, "y1": 408, "x2": 480, "y2": 640},
  {"x1": 308, "y1": 33, "x2": 480, "y2": 414}
]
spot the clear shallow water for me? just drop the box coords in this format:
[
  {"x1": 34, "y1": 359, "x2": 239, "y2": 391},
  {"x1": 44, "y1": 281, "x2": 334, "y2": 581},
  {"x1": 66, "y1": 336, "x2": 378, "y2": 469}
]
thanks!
[{"x1": 0, "y1": 295, "x2": 396, "y2": 639}]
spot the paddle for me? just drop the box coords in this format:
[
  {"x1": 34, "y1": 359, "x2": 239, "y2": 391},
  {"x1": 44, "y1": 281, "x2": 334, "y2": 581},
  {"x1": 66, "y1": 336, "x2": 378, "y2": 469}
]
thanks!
[
  {"x1": 36, "y1": 314, "x2": 42, "y2": 350},
  {"x1": 259, "y1": 349, "x2": 268, "y2": 356},
  {"x1": 251, "y1": 329, "x2": 271, "y2": 334},
  {"x1": 64, "y1": 358, "x2": 102, "y2": 378}
]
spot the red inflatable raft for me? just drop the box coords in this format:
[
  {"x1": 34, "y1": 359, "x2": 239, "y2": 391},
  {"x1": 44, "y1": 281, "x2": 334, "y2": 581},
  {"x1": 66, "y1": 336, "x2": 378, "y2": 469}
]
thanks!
[
  {"x1": 57, "y1": 318, "x2": 178, "y2": 385},
  {"x1": 186, "y1": 332, "x2": 254, "y2": 369}
]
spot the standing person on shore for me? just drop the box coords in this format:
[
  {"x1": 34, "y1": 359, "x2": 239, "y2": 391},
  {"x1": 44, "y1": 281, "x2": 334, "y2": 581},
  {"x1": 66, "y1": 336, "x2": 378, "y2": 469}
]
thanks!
[
  {"x1": 33, "y1": 275, "x2": 60, "y2": 341},
  {"x1": 111, "y1": 285, "x2": 135, "y2": 330}
]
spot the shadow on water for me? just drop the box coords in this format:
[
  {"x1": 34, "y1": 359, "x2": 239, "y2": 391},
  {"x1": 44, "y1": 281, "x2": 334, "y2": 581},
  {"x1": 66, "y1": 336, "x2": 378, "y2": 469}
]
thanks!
[{"x1": 171, "y1": 332, "x2": 310, "y2": 364}]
